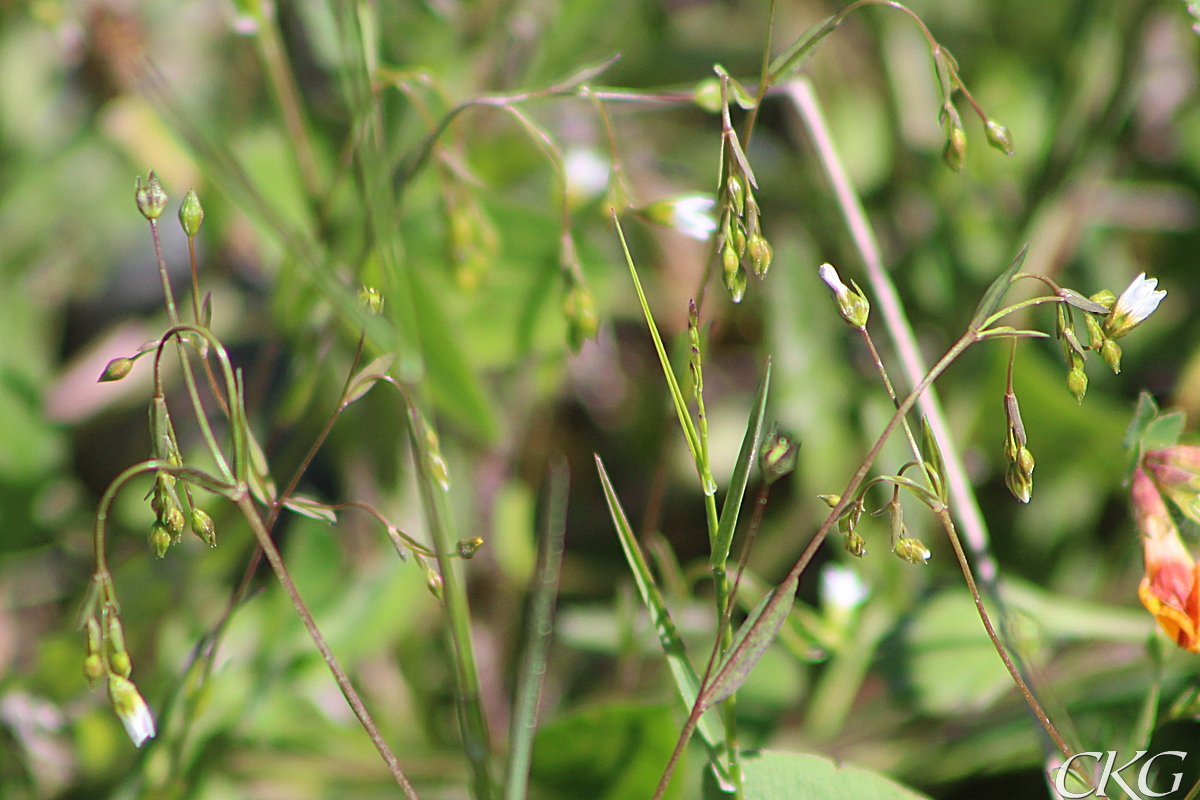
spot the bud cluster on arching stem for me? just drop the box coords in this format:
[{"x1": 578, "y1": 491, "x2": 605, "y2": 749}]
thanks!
[
  {"x1": 715, "y1": 92, "x2": 772, "y2": 303},
  {"x1": 1002, "y1": 390, "x2": 1035, "y2": 504},
  {"x1": 1052, "y1": 273, "x2": 1165, "y2": 404},
  {"x1": 885, "y1": 490, "x2": 931, "y2": 565},
  {"x1": 80, "y1": 606, "x2": 156, "y2": 747}
]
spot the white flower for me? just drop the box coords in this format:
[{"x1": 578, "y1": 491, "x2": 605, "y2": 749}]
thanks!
[
  {"x1": 564, "y1": 148, "x2": 611, "y2": 206},
  {"x1": 108, "y1": 674, "x2": 155, "y2": 747},
  {"x1": 642, "y1": 194, "x2": 717, "y2": 240},
  {"x1": 820, "y1": 563, "x2": 869, "y2": 614},
  {"x1": 818, "y1": 263, "x2": 849, "y2": 297},
  {"x1": 1104, "y1": 273, "x2": 1166, "y2": 339},
  {"x1": 818, "y1": 263, "x2": 870, "y2": 327}
]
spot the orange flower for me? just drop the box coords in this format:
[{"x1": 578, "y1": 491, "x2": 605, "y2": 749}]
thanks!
[{"x1": 1133, "y1": 465, "x2": 1200, "y2": 652}]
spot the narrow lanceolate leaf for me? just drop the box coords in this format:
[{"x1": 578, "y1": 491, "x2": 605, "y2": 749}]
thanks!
[
  {"x1": 504, "y1": 461, "x2": 569, "y2": 800},
  {"x1": 919, "y1": 417, "x2": 947, "y2": 505},
  {"x1": 969, "y1": 245, "x2": 1028, "y2": 331},
  {"x1": 282, "y1": 495, "x2": 338, "y2": 524},
  {"x1": 344, "y1": 353, "x2": 397, "y2": 406},
  {"x1": 711, "y1": 361, "x2": 771, "y2": 565},
  {"x1": 767, "y1": 14, "x2": 841, "y2": 83},
  {"x1": 706, "y1": 575, "x2": 797, "y2": 706},
  {"x1": 595, "y1": 455, "x2": 730, "y2": 781},
  {"x1": 611, "y1": 216, "x2": 704, "y2": 488},
  {"x1": 1058, "y1": 288, "x2": 1110, "y2": 315}
]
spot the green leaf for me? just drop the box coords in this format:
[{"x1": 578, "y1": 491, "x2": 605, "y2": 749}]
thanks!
[
  {"x1": 707, "y1": 575, "x2": 797, "y2": 705},
  {"x1": 611, "y1": 216, "x2": 705, "y2": 489},
  {"x1": 919, "y1": 416, "x2": 946, "y2": 505},
  {"x1": 282, "y1": 495, "x2": 337, "y2": 524},
  {"x1": 530, "y1": 703, "x2": 682, "y2": 800},
  {"x1": 1142, "y1": 412, "x2": 1186, "y2": 453},
  {"x1": 343, "y1": 353, "x2": 396, "y2": 406},
  {"x1": 594, "y1": 455, "x2": 729, "y2": 782},
  {"x1": 767, "y1": 15, "x2": 841, "y2": 84},
  {"x1": 1059, "y1": 288, "x2": 1110, "y2": 314},
  {"x1": 739, "y1": 750, "x2": 933, "y2": 800},
  {"x1": 969, "y1": 246, "x2": 1028, "y2": 331},
  {"x1": 1124, "y1": 392, "x2": 1161, "y2": 450},
  {"x1": 711, "y1": 362, "x2": 771, "y2": 566}
]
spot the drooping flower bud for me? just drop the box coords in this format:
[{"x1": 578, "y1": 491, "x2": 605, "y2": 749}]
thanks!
[
  {"x1": 1067, "y1": 366, "x2": 1088, "y2": 404},
  {"x1": 893, "y1": 537, "x2": 932, "y2": 564},
  {"x1": 1100, "y1": 339, "x2": 1122, "y2": 374},
  {"x1": 747, "y1": 232, "x2": 772, "y2": 276},
  {"x1": 563, "y1": 282, "x2": 598, "y2": 352},
  {"x1": 426, "y1": 567, "x2": 444, "y2": 601},
  {"x1": 191, "y1": 507, "x2": 216, "y2": 547},
  {"x1": 942, "y1": 124, "x2": 967, "y2": 172},
  {"x1": 108, "y1": 674, "x2": 156, "y2": 747},
  {"x1": 149, "y1": 521, "x2": 171, "y2": 559},
  {"x1": 984, "y1": 120, "x2": 1014, "y2": 156}
]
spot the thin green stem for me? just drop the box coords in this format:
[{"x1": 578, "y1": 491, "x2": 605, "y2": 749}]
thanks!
[
  {"x1": 402, "y1": 397, "x2": 494, "y2": 799},
  {"x1": 151, "y1": 326, "x2": 234, "y2": 483}
]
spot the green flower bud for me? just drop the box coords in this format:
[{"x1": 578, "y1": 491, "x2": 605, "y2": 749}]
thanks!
[
  {"x1": 1016, "y1": 446, "x2": 1035, "y2": 477},
  {"x1": 1089, "y1": 289, "x2": 1116, "y2": 312},
  {"x1": 179, "y1": 188, "x2": 204, "y2": 237},
  {"x1": 149, "y1": 521, "x2": 171, "y2": 559},
  {"x1": 942, "y1": 124, "x2": 967, "y2": 172},
  {"x1": 725, "y1": 263, "x2": 747, "y2": 304},
  {"x1": 844, "y1": 529, "x2": 867, "y2": 558},
  {"x1": 693, "y1": 77, "x2": 723, "y2": 114},
  {"x1": 759, "y1": 429, "x2": 799, "y2": 485},
  {"x1": 426, "y1": 568, "x2": 444, "y2": 601},
  {"x1": 99, "y1": 357, "x2": 135, "y2": 382},
  {"x1": 818, "y1": 494, "x2": 841, "y2": 508},
  {"x1": 106, "y1": 615, "x2": 126, "y2": 655},
  {"x1": 722, "y1": 241, "x2": 739, "y2": 283},
  {"x1": 894, "y1": 537, "x2": 931, "y2": 564},
  {"x1": 358, "y1": 285, "x2": 384, "y2": 316},
  {"x1": 1067, "y1": 366, "x2": 1088, "y2": 404},
  {"x1": 1005, "y1": 461, "x2": 1032, "y2": 504},
  {"x1": 747, "y1": 233, "x2": 772, "y2": 276},
  {"x1": 162, "y1": 503, "x2": 185, "y2": 540},
  {"x1": 1100, "y1": 339, "x2": 1122, "y2": 374},
  {"x1": 730, "y1": 222, "x2": 747, "y2": 258},
  {"x1": 108, "y1": 650, "x2": 132, "y2": 680},
  {"x1": 191, "y1": 507, "x2": 216, "y2": 547},
  {"x1": 84, "y1": 653, "x2": 105, "y2": 686},
  {"x1": 1003, "y1": 426, "x2": 1019, "y2": 464},
  {"x1": 134, "y1": 172, "x2": 168, "y2": 221},
  {"x1": 456, "y1": 537, "x2": 484, "y2": 559},
  {"x1": 726, "y1": 174, "x2": 745, "y2": 217},
  {"x1": 984, "y1": 120, "x2": 1014, "y2": 156},
  {"x1": 563, "y1": 282, "x2": 598, "y2": 352}
]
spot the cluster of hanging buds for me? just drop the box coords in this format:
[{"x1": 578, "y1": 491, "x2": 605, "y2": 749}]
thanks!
[
  {"x1": 82, "y1": 608, "x2": 155, "y2": 747},
  {"x1": 1002, "y1": 390, "x2": 1035, "y2": 504},
  {"x1": 1056, "y1": 274, "x2": 1165, "y2": 403},
  {"x1": 931, "y1": 45, "x2": 1013, "y2": 171}
]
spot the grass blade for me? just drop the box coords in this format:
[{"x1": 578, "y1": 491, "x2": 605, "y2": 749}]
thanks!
[
  {"x1": 504, "y1": 460, "x2": 569, "y2": 800},
  {"x1": 611, "y1": 214, "x2": 706, "y2": 490},
  {"x1": 711, "y1": 361, "x2": 771, "y2": 566},
  {"x1": 595, "y1": 455, "x2": 730, "y2": 783}
]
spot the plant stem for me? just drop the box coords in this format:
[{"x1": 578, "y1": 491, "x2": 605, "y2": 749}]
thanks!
[
  {"x1": 234, "y1": 494, "x2": 421, "y2": 798},
  {"x1": 936, "y1": 508, "x2": 1073, "y2": 759},
  {"x1": 404, "y1": 400, "x2": 494, "y2": 800}
]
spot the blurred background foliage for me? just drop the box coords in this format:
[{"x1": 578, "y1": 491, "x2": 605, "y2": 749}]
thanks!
[{"x1": 2, "y1": 0, "x2": 1200, "y2": 798}]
